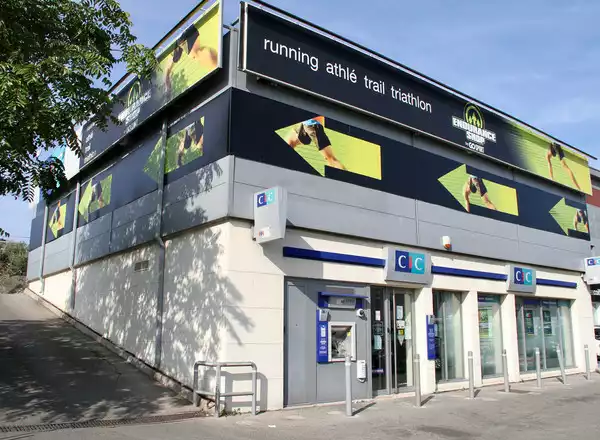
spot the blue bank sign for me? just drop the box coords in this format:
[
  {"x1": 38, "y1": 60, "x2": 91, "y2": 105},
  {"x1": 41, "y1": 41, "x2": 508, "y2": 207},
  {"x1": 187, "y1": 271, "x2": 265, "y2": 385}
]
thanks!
[
  {"x1": 384, "y1": 247, "x2": 431, "y2": 284},
  {"x1": 506, "y1": 264, "x2": 536, "y2": 293}
]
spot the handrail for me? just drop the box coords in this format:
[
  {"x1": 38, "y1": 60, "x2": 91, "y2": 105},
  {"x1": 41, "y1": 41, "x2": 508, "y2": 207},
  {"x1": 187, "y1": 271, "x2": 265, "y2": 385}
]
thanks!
[{"x1": 193, "y1": 360, "x2": 258, "y2": 418}]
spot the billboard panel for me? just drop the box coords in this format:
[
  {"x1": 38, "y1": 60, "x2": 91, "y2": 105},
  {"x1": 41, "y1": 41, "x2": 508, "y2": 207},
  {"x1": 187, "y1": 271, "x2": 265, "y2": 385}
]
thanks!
[
  {"x1": 46, "y1": 191, "x2": 76, "y2": 243},
  {"x1": 80, "y1": 0, "x2": 223, "y2": 168},
  {"x1": 230, "y1": 90, "x2": 590, "y2": 240},
  {"x1": 241, "y1": 3, "x2": 591, "y2": 194}
]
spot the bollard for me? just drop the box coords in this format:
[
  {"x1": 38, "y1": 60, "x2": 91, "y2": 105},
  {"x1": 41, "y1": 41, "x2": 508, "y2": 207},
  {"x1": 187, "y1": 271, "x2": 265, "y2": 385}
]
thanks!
[
  {"x1": 345, "y1": 354, "x2": 352, "y2": 417},
  {"x1": 557, "y1": 345, "x2": 566, "y2": 384},
  {"x1": 585, "y1": 345, "x2": 591, "y2": 381},
  {"x1": 414, "y1": 354, "x2": 421, "y2": 408},
  {"x1": 214, "y1": 364, "x2": 222, "y2": 418},
  {"x1": 535, "y1": 347, "x2": 542, "y2": 388},
  {"x1": 502, "y1": 349, "x2": 510, "y2": 393},
  {"x1": 468, "y1": 351, "x2": 474, "y2": 399}
]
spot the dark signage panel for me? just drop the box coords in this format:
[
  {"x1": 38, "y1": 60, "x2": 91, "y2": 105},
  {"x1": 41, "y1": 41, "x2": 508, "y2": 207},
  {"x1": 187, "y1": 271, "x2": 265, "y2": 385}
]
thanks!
[
  {"x1": 230, "y1": 90, "x2": 590, "y2": 240},
  {"x1": 46, "y1": 191, "x2": 76, "y2": 243},
  {"x1": 29, "y1": 213, "x2": 45, "y2": 251},
  {"x1": 242, "y1": 4, "x2": 591, "y2": 195},
  {"x1": 80, "y1": 0, "x2": 223, "y2": 168}
]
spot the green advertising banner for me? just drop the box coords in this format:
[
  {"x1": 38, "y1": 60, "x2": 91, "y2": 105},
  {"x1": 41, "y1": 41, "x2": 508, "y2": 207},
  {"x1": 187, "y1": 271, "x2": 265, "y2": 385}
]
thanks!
[{"x1": 80, "y1": 0, "x2": 222, "y2": 168}]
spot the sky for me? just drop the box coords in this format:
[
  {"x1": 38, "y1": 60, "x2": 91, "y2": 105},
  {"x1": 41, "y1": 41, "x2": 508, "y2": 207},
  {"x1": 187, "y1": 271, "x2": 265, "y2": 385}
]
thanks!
[{"x1": 2, "y1": 0, "x2": 599, "y2": 242}]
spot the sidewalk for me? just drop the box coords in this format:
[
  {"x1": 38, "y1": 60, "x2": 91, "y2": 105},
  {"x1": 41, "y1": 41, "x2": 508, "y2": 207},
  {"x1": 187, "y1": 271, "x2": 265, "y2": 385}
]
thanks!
[{"x1": 14, "y1": 372, "x2": 600, "y2": 440}]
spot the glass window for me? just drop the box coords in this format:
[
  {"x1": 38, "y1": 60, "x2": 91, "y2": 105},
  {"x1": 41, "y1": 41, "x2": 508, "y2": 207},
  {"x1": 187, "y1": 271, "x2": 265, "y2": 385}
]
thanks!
[
  {"x1": 478, "y1": 294, "x2": 504, "y2": 377},
  {"x1": 516, "y1": 298, "x2": 574, "y2": 372},
  {"x1": 433, "y1": 291, "x2": 464, "y2": 382},
  {"x1": 593, "y1": 300, "x2": 600, "y2": 328}
]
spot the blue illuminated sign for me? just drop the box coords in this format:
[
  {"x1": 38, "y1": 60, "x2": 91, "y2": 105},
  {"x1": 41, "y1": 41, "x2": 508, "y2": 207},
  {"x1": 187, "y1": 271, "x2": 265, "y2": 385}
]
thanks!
[
  {"x1": 316, "y1": 311, "x2": 329, "y2": 363},
  {"x1": 514, "y1": 267, "x2": 533, "y2": 286},
  {"x1": 256, "y1": 189, "x2": 276, "y2": 207},
  {"x1": 395, "y1": 251, "x2": 425, "y2": 274}
]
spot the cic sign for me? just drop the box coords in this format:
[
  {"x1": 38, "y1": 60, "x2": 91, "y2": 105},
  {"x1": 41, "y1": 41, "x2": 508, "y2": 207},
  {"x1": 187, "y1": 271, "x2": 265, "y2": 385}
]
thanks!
[
  {"x1": 506, "y1": 264, "x2": 536, "y2": 293},
  {"x1": 384, "y1": 247, "x2": 431, "y2": 284},
  {"x1": 253, "y1": 186, "x2": 287, "y2": 244}
]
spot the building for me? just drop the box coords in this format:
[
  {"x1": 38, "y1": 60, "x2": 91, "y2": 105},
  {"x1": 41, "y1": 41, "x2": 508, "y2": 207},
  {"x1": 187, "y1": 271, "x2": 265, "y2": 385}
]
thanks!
[{"x1": 27, "y1": 0, "x2": 598, "y2": 411}]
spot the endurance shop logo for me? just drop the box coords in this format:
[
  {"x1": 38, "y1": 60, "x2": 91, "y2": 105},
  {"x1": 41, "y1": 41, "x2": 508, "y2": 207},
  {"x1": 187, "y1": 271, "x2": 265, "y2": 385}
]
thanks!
[{"x1": 451, "y1": 103, "x2": 497, "y2": 154}]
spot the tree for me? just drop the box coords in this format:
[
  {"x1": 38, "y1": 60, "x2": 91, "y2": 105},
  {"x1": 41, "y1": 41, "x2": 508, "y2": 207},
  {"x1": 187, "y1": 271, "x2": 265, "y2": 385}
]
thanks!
[
  {"x1": 0, "y1": 241, "x2": 28, "y2": 293},
  {"x1": 0, "y1": 0, "x2": 157, "y2": 236}
]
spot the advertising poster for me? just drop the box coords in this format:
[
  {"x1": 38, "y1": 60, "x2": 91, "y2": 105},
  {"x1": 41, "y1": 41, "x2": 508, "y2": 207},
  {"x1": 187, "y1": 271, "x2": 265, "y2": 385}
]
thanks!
[
  {"x1": 524, "y1": 310, "x2": 536, "y2": 335},
  {"x1": 478, "y1": 308, "x2": 492, "y2": 339},
  {"x1": 241, "y1": 3, "x2": 591, "y2": 194},
  {"x1": 80, "y1": 0, "x2": 222, "y2": 168},
  {"x1": 46, "y1": 191, "x2": 76, "y2": 243},
  {"x1": 543, "y1": 310, "x2": 553, "y2": 336},
  {"x1": 230, "y1": 90, "x2": 590, "y2": 240}
]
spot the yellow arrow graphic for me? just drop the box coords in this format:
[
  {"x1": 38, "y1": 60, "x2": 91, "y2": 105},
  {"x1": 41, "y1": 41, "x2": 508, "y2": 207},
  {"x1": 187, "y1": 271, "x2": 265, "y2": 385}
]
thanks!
[
  {"x1": 78, "y1": 181, "x2": 93, "y2": 222},
  {"x1": 550, "y1": 198, "x2": 587, "y2": 235},
  {"x1": 49, "y1": 203, "x2": 67, "y2": 238},
  {"x1": 275, "y1": 117, "x2": 381, "y2": 180},
  {"x1": 438, "y1": 165, "x2": 519, "y2": 216}
]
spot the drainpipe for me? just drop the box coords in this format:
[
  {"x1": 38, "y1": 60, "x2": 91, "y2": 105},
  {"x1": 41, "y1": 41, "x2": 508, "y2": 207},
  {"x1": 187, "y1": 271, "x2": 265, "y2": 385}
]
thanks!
[
  {"x1": 68, "y1": 181, "x2": 81, "y2": 313},
  {"x1": 39, "y1": 204, "x2": 49, "y2": 294},
  {"x1": 154, "y1": 120, "x2": 168, "y2": 369}
]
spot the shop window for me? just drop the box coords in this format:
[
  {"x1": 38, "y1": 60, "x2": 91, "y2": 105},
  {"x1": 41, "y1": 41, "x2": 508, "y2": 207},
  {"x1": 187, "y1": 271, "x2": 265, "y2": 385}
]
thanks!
[
  {"x1": 478, "y1": 294, "x2": 504, "y2": 377},
  {"x1": 593, "y1": 300, "x2": 600, "y2": 328},
  {"x1": 516, "y1": 298, "x2": 574, "y2": 372},
  {"x1": 329, "y1": 322, "x2": 356, "y2": 362},
  {"x1": 433, "y1": 291, "x2": 464, "y2": 382}
]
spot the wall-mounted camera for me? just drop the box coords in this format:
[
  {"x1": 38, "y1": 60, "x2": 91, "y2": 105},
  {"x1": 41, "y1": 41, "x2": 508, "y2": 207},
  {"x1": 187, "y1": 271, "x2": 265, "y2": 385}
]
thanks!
[{"x1": 356, "y1": 308, "x2": 366, "y2": 319}]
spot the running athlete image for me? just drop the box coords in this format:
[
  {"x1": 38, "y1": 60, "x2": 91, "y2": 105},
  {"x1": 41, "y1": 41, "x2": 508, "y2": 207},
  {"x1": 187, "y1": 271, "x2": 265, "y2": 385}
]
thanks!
[
  {"x1": 463, "y1": 175, "x2": 497, "y2": 213},
  {"x1": 285, "y1": 117, "x2": 346, "y2": 170},
  {"x1": 90, "y1": 182, "x2": 106, "y2": 211},
  {"x1": 573, "y1": 209, "x2": 589, "y2": 233},
  {"x1": 163, "y1": 25, "x2": 218, "y2": 100},
  {"x1": 547, "y1": 142, "x2": 580, "y2": 190},
  {"x1": 50, "y1": 200, "x2": 63, "y2": 230},
  {"x1": 176, "y1": 119, "x2": 204, "y2": 168}
]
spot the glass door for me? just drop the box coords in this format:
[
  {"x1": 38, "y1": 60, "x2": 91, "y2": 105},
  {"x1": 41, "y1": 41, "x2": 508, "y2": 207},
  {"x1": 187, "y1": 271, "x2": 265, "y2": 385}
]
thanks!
[{"x1": 370, "y1": 288, "x2": 413, "y2": 396}]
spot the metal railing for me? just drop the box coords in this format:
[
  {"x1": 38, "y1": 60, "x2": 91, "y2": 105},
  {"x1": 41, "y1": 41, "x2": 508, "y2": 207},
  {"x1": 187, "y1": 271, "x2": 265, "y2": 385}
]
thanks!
[{"x1": 193, "y1": 360, "x2": 257, "y2": 418}]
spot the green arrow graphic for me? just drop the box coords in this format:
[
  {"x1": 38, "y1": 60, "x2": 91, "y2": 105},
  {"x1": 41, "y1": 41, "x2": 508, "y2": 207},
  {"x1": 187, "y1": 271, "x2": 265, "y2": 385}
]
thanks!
[
  {"x1": 78, "y1": 181, "x2": 93, "y2": 222},
  {"x1": 549, "y1": 198, "x2": 584, "y2": 235},
  {"x1": 438, "y1": 164, "x2": 519, "y2": 216},
  {"x1": 49, "y1": 203, "x2": 67, "y2": 238},
  {"x1": 275, "y1": 117, "x2": 381, "y2": 179}
]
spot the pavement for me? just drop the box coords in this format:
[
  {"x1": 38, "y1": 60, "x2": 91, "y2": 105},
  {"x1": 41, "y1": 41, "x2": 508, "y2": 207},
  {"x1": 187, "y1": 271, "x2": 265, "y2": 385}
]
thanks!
[
  {"x1": 0, "y1": 293, "x2": 197, "y2": 427},
  {"x1": 2, "y1": 291, "x2": 600, "y2": 439}
]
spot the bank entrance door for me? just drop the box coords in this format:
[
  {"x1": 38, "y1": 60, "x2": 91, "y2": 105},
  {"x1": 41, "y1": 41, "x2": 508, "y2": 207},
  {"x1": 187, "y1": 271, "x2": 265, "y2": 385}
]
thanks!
[{"x1": 371, "y1": 287, "x2": 414, "y2": 395}]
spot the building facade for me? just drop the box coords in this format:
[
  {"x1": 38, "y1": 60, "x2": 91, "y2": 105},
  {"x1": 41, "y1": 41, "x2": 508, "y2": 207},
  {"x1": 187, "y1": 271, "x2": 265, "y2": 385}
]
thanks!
[{"x1": 27, "y1": 0, "x2": 598, "y2": 411}]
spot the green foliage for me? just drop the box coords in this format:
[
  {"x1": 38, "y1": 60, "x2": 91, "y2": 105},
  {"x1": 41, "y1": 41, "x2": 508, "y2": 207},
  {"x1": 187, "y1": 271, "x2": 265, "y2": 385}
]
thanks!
[
  {"x1": 0, "y1": 241, "x2": 28, "y2": 277},
  {"x1": 0, "y1": 0, "x2": 157, "y2": 203}
]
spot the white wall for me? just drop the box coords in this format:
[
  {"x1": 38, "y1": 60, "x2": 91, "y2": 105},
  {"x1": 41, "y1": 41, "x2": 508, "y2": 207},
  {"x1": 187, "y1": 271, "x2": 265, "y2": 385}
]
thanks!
[
  {"x1": 73, "y1": 244, "x2": 158, "y2": 366},
  {"x1": 42, "y1": 270, "x2": 72, "y2": 312}
]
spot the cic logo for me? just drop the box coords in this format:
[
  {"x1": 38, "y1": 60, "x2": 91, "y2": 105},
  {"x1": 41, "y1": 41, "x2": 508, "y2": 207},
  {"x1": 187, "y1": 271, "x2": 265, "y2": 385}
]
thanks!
[
  {"x1": 395, "y1": 251, "x2": 425, "y2": 274},
  {"x1": 256, "y1": 189, "x2": 276, "y2": 208},
  {"x1": 514, "y1": 267, "x2": 533, "y2": 286}
]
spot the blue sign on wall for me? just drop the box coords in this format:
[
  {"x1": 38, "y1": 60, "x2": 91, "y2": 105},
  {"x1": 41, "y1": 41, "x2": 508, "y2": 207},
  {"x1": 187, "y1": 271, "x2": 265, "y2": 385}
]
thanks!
[
  {"x1": 514, "y1": 267, "x2": 533, "y2": 285},
  {"x1": 395, "y1": 250, "x2": 426, "y2": 274},
  {"x1": 316, "y1": 311, "x2": 329, "y2": 363},
  {"x1": 426, "y1": 319, "x2": 436, "y2": 361}
]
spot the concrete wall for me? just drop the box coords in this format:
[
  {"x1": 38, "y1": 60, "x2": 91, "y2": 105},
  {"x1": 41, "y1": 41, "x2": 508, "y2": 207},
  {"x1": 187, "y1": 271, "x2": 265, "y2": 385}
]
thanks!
[
  {"x1": 27, "y1": 247, "x2": 42, "y2": 281},
  {"x1": 73, "y1": 244, "x2": 159, "y2": 366},
  {"x1": 231, "y1": 157, "x2": 589, "y2": 271},
  {"x1": 42, "y1": 270, "x2": 72, "y2": 312},
  {"x1": 43, "y1": 232, "x2": 74, "y2": 276}
]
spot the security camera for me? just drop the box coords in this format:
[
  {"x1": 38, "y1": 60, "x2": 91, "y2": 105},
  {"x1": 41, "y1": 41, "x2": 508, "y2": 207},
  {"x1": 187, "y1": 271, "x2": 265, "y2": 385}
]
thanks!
[{"x1": 356, "y1": 309, "x2": 366, "y2": 319}]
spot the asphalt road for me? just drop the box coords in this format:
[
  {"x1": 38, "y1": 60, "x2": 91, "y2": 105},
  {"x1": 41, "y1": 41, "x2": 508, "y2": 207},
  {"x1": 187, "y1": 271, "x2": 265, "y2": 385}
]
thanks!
[{"x1": 0, "y1": 293, "x2": 195, "y2": 426}]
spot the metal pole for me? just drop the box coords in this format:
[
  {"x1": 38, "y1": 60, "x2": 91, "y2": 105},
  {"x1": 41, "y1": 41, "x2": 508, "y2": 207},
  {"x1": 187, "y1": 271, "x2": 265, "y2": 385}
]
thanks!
[
  {"x1": 414, "y1": 354, "x2": 421, "y2": 407},
  {"x1": 345, "y1": 354, "x2": 352, "y2": 416},
  {"x1": 251, "y1": 366, "x2": 257, "y2": 416},
  {"x1": 535, "y1": 347, "x2": 542, "y2": 388},
  {"x1": 468, "y1": 351, "x2": 474, "y2": 399},
  {"x1": 585, "y1": 345, "x2": 591, "y2": 380},
  {"x1": 557, "y1": 345, "x2": 566, "y2": 384},
  {"x1": 502, "y1": 349, "x2": 510, "y2": 393},
  {"x1": 214, "y1": 364, "x2": 222, "y2": 418},
  {"x1": 193, "y1": 364, "x2": 199, "y2": 407}
]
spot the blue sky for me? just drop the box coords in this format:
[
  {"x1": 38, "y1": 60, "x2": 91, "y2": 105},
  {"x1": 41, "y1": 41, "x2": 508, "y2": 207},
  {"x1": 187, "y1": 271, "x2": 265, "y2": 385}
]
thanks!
[{"x1": 2, "y1": 0, "x2": 599, "y2": 242}]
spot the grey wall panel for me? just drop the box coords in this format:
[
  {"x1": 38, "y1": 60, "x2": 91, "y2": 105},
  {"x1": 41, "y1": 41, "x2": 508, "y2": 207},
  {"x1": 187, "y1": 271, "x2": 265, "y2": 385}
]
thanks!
[
  {"x1": 234, "y1": 158, "x2": 416, "y2": 219},
  {"x1": 75, "y1": 232, "x2": 111, "y2": 265},
  {"x1": 588, "y1": 205, "x2": 600, "y2": 241},
  {"x1": 417, "y1": 220, "x2": 519, "y2": 262},
  {"x1": 163, "y1": 157, "x2": 232, "y2": 207},
  {"x1": 110, "y1": 212, "x2": 159, "y2": 254},
  {"x1": 43, "y1": 232, "x2": 73, "y2": 276},
  {"x1": 233, "y1": 182, "x2": 418, "y2": 246},
  {"x1": 112, "y1": 191, "x2": 159, "y2": 229},
  {"x1": 416, "y1": 201, "x2": 518, "y2": 240},
  {"x1": 162, "y1": 182, "x2": 229, "y2": 236},
  {"x1": 517, "y1": 225, "x2": 591, "y2": 255},
  {"x1": 27, "y1": 247, "x2": 42, "y2": 280},
  {"x1": 517, "y1": 241, "x2": 585, "y2": 272},
  {"x1": 77, "y1": 213, "x2": 112, "y2": 243}
]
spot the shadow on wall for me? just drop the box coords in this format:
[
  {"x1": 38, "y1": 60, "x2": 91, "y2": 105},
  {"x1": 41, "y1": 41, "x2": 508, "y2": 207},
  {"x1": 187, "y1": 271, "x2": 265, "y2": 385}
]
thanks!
[{"x1": 0, "y1": 315, "x2": 189, "y2": 425}]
